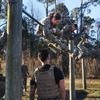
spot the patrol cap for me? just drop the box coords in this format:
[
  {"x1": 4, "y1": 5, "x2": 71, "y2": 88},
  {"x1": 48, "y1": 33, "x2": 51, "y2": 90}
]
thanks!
[{"x1": 53, "y1": 12, "x2": 61, "y2": 20}]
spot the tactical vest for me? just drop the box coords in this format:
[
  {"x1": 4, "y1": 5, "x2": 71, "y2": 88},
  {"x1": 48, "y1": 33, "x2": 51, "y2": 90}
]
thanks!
[{"x1": 34, "y1": 66, "x2": 60, "y2": 99}]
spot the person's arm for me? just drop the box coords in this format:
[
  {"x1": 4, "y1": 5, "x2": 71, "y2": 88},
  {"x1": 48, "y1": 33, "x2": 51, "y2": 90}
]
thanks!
[
  {"x1": 25, "y1": 65, "x2": 29, "y2": 76},
  {"x1": 54, "y1": 67, "x2": 66, "y2": 100},
  {"x1": 43, "y1": 23, "x2": 68, "y2": 51},
  {"x1": 59, "y1": 79, "x2": 66, "y2": 100},
  {"x1": 26, "y1": 69, "x2": 29, "y2": 76}
]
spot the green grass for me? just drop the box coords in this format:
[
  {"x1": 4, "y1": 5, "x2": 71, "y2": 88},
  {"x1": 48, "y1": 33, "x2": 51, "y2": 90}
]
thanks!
[
  {"x1": 87, "y1": 90, "x2": 100, "y2": 97},
  {"x1": 22, "y1": 78, "x2": 100, "y2": 100}
]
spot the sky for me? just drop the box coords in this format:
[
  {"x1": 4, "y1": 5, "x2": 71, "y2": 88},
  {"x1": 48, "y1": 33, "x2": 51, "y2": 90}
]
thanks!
[
  {"x1": 0, "y1": 0, "x2": 99, "y2": 41},
  {"x1": 23, "y1": 0, "x2": 100, "y2": 20},
  {"x1": 22, "y1": 0, "x2": 100, "y2": 40},
  {"x1": 0, "y1": 0, "x2": 100, "y2": 33}
]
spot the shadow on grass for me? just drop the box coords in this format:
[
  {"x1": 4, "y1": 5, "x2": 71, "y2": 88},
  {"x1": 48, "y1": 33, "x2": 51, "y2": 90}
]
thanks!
[
  {"x1": 86, "y1": 96, "x2": 100, "y2": 99},
  {"x1": 66, "y1": 89, "x2": 88, "y2": 100}
]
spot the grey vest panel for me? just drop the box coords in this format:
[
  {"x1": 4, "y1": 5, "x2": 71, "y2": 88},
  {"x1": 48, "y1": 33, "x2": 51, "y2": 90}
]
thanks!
[{"x1": 34, "y1": 66, "x2": 60, "y2": 98}]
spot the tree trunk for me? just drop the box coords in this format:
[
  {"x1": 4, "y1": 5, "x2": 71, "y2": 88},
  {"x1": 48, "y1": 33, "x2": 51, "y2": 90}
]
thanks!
[
  {"x1": 5, "y1": 0, "x2": 22, "y2": 100},
  {"x1": 45, "y1": 0, "x2": 48, "y2": 16}
]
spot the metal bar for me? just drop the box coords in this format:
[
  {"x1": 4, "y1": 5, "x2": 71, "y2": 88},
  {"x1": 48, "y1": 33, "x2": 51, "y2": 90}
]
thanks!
[{"x1": 22, "y1": 10, "x2": 43, "y2": 26}]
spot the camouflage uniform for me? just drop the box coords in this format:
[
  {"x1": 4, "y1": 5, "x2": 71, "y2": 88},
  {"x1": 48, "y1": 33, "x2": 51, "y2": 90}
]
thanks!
[
  {"x1": 21, "y1": 64, "x2": 29, "y2": 92},
  {"x1": 36, "y1": 17, "x2": 60, "y2": 38},
  {"x1": 36, "y1": 17, "x2": 68, "y2": 52}
]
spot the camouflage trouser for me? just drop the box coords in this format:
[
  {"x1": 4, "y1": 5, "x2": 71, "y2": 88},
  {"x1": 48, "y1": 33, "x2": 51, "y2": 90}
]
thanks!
[{"x1": 23, "y1": 77, "x2": 27, "y2": 91}]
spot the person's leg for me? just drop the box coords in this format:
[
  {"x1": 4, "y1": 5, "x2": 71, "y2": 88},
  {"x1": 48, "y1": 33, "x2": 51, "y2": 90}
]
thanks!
[{"x1": 24, "y1": 77, "x2": 27, "y2": 92}]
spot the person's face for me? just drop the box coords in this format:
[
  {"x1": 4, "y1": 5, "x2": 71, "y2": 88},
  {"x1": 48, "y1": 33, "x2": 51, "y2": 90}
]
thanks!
[{"x1": 52, "y1": 18, "x2": 60, "y2": 25}]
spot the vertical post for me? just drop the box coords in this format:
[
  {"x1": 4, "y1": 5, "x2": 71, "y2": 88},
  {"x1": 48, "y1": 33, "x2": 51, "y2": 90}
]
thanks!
[
  {"x1": 55, "y1": 0, "x2": 56, "y2": 11},
  {"x1": 6, "y1": 0, "x2": 22, "y2": 100},
  {"x1": 69, "y1": 40, "x2": 76, "y2": 100},
  {"x1": 81, "y1": 58, "x2": 87, "y2": 89},
  {"x1": 45, "y1": 0, "x2": 48, "y2": 17}
]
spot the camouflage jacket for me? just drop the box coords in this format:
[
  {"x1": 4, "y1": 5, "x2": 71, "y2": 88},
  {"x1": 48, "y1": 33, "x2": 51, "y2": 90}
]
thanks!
[
  {"x1": 36, "y1": 17, "x2": 60, "y2": 36},
  {"x1": 36, "y1": 17, "x2": 72, "y2": 52},
  {"x1": 36, "y1": 17, "x2": 68, "y2": 50}
]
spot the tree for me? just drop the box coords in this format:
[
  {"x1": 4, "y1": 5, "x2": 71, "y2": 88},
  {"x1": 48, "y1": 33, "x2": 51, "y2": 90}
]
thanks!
[
  {"x1": 0, "y1": 0, "x2": 7, "y2": 19},
  {"x1": 71, "y1": 0, "x2": 100, "y2": 34},
  {"x1": 37, "y1": 0, "x2": 56, "y2": 16},
  {"x1": 5, "y1": 0, "x2": 22, "y2": 100},
  {"x1": 83, "y1": 16, "x2": 95, "y2": 29}
]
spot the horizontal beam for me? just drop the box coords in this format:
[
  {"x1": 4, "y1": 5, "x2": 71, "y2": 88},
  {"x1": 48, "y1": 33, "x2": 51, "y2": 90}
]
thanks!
[{"x1": 22, "y1": 10, "x2": 43, "y2": 27}]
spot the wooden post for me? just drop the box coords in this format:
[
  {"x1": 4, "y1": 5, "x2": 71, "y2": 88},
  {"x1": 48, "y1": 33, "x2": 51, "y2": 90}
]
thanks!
[
  {"x1": 5, "y1": 0, "x2": 22, "y2": 100},
  {"x1": 69, "y1": 40, "x2": 76, "y2": 100},
  {"x1": 45, "y1": 0, "x2": 48, "y2": 16},
  {"x1": 81, "y1": 58, "x2": 87, "y2": 89},
  {"x1": 55, "y1": 0, "x2": 56, "y2": 11}
]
